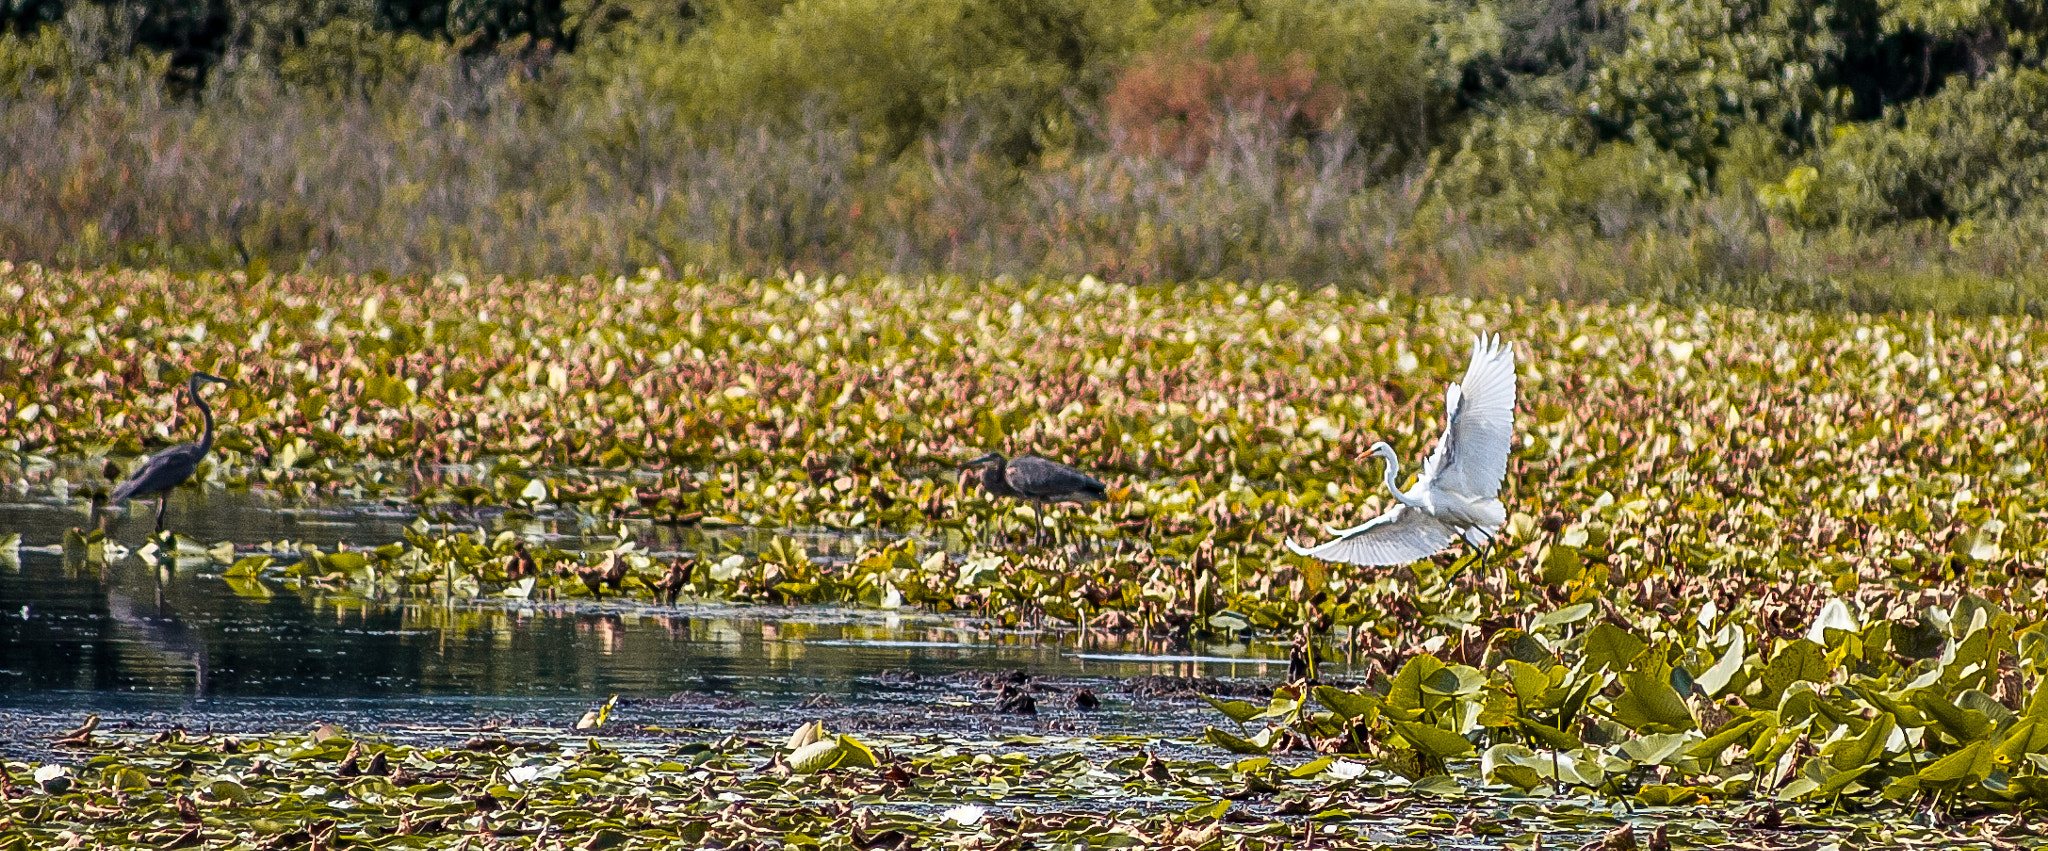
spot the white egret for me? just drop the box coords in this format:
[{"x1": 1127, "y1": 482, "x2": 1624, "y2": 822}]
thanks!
[{"x1": 1287, "y1": 334, "x2": 1517, "y2": 566}]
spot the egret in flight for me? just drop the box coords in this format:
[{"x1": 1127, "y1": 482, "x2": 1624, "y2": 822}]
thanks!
[
  {"x1": 110, "y1": 371, "x2": 235, "y2": 533},
  {"x1": 1288, "y1": 334, "x2": 1517, "y2": 567},
  {"x1": 962, "y1": 452, "x2": 1107, "y2": 547}
]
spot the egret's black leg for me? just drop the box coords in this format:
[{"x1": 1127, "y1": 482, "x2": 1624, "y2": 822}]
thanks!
[
  {"x1": 1449, "y1": 536, "x2": 1490, "y2": 592},
  {"x1": 1476, "y1": 539, "x2": 1516, "y2": 599}
]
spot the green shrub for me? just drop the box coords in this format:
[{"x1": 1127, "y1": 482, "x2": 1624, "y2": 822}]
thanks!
[
  {"x1": 1818, "y1": 68, "x2": 2048, "y2": 226},
  {"x1": 0, "y1": 4, "x2": 168, "y2": 98},
  {"x1": 272, "y1": 18, "x2": 452, "y2": 97},
  {"x1": 1586, "y1": 0, "x2": 1843, "y2": 162},
  {"x1": 575, "y1": 0, "x2": 1139, "y2": 160},
  {"x1": 1426, "y1": 105, "x2": 1698, "y2": 238}
]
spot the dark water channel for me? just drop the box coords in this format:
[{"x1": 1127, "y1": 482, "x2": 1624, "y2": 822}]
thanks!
[{"x1": 0, "y1": 477, "x2": 1324, "y2": 746}]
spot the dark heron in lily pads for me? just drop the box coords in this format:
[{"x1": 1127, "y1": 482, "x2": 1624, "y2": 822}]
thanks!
[
  {"x1": 962, "y1": 452, "x2": 1107, "y2": 547},
  {"x1": 110, "y1": 371, "x2": 235, "y2": 533}
]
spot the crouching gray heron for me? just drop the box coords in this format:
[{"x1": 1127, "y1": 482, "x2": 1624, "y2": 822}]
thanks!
[{"x1": 962, "y1": 452, "x2": 1108, "y2": 547}]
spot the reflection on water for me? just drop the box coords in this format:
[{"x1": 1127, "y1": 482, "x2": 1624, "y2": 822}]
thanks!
[
  {"x1": 0, "y1": 476, "x2": 882, "y2": 566},
  {"x1": 0, "y1": 479, "x2": 1319, "y2": 710}
]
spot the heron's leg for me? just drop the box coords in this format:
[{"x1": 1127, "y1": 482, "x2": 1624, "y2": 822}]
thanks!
[
  {"x1": 154, "y1": 495, "x2": 169, "y2": 533},
  {"x1": 1035, "y1": 501, "x2": 1048, "y2": 549}
]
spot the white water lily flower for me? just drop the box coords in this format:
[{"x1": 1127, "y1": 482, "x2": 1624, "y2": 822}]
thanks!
[
  {"x1": 941, "y1": 804, "x2": 986, "y2": 826},
  {"x1": 1325, "y1": 760, "x2": 1369, "y2": 780}
]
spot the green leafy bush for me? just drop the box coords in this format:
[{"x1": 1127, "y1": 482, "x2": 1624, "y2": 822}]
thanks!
[
  {"x1": 1425, "y1": 106, "x2": 1699, "y2": 238},
  {"x1": 11, "y1": 0, "x2": 2048, "y2": 299},
  {"x1": 1819, "y1": 67, "x2": 2048, "y2": 225},
  {"x1": 273, "y1": 18, "x2": 453, "y2": 97}
]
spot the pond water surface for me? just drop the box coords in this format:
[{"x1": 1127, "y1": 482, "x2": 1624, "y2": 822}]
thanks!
[{"x1": 0, "y1": 478, "x2": 1325, "y2": 742}]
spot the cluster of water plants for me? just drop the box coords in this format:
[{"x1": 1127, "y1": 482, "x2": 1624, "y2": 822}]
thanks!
[
  {"x1": 0, "y1": 716, "x2": 2020, "y2": 849},
  {"x1": 11, "y1": 264, "x2": 2048, "y2": 824},
  {"x1": 1214, "y1": 593, "x2": 2048, "y2": 810}
]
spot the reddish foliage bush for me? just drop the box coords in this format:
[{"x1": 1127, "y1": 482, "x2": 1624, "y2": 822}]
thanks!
[{"x1": 1105, "y1": 30, "x2": 1340, "y2": 169}]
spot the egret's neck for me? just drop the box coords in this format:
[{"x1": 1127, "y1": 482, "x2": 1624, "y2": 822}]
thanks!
[
  {"x1": 1377, "y1": 451, "x2": 1418, "y2": 506},
  {"x1": 193, "y1": 385, "x2": 216, "y2": 454}
]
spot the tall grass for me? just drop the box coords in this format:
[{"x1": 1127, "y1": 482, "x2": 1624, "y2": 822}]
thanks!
[{"x1": 5, "y1": 39, "x2": 2048, "y2": 315}]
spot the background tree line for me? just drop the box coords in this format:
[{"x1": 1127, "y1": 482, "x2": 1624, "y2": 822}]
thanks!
[{"x1": 3, "y1": 0, "x2": 2047, "y2": 309}]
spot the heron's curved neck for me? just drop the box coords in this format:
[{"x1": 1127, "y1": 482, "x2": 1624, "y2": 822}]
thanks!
[
  {"x1": 1377, "y1": 451, "x2": 1418, "y2": 506},
  {"x1": 191, "y1": 384, "x2": 216, "y2": 454}
]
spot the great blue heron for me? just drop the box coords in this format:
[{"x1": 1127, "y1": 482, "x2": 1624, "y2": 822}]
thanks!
[
  {"x1": 109, "y1": 371, "x2": 235, "y2": 533},
  {"x1": 1287, "y1": 334, "x2": 1517, "y2": 568},
  {"x1": 962, "y1": 452, "x2": 1107, "y2": 547}
]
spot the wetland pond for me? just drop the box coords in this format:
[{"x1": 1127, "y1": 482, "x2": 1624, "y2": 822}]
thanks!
[
  {"x1": 0, "y1": 478, "x2": 1323, "y2": 748},
  {"x1": 13, "y1": 276, "x2": 2008, "y2": 847},
  {"x1": 1, "y1": 485, "x2": 1659, "y2": 851}
]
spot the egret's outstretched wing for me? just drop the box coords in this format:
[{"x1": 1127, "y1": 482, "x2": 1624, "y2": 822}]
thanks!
[
  {"x1": 1287, "y1": 504, "x2": 1457, "y2": 566},
  {"x1": 1325, "y1": 506, "x2": 1395, "y2": 537},
  {"x1": 1416, "y1": 334, "x2": 1517, "y2": 498}
]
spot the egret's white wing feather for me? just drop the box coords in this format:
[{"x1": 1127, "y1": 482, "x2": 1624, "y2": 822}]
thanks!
[
  {"x1": 1286, "y1": 504, "x2": 1458, "y2": 567},
  {"x1": 1325, "y1": 503, "x2": 1395, "y2": 537},
  {"x1": 1417, "y1": 334, "x2": 1517, "y2": 499}
]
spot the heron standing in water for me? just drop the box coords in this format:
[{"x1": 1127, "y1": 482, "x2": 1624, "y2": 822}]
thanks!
[
  {"x1": 962, "y1": 452, "x2": 1107, "y2": 547},
  {"x1": 109, "y1": 371, "x2": 235, "y2": 533},
  {"x1": 1288, "y1": 334, "x2": 1517, "y2": 569}
]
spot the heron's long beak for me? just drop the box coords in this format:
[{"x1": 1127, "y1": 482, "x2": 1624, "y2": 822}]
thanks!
[{"x1": 959, "y1": 452, "x2": 1001, "y2": 469}]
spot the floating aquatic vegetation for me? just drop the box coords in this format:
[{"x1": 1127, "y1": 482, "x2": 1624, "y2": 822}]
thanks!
[
  {"x1": 1210, "y1": 592, "x2": 2048, "y2": 815},
  {"x1": 12, "y1": 267, "x2": 2048, "y2": 633},
  {"x1": 14, "y1": 264, "x2": 2048, "y2": 824},
  {"x1": 3, "y1": 717, "x2": 2025, "y2": 850},
  {"x1": 12, "y1": 266, "x2": 2048, "y2": 634}
]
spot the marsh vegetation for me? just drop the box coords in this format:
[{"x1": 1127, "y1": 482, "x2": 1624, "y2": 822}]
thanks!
[
  {"x1": 7, "y1": 0, "x2": 2048, "y2": 312},
  {"x1": 5, "y1": 268, "x2": 2048, "y2": 845}
]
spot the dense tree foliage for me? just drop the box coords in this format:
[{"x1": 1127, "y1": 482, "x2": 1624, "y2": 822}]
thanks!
[{"x1": 4, "y1": 0, "x2": 2048, "y2": 292}]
